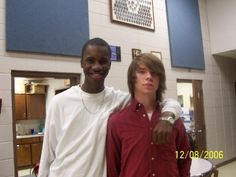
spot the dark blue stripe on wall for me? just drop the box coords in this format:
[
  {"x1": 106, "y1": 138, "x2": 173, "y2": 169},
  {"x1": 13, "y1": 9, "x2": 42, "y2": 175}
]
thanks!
[
  {"x1": 166, "y1": 0, "x2": 205, "y2": 70},
  {"x1": 6, "y1": 0, "x2": 89, "y2": 57}
]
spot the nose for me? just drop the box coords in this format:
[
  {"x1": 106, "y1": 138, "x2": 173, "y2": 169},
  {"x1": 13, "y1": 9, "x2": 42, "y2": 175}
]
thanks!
[
  {"x1": 146, "y1": 71, "x2": 152, "y2": 79},
  {"x1": 92, "y1": 61, "x2": 102, "y2": 71}
]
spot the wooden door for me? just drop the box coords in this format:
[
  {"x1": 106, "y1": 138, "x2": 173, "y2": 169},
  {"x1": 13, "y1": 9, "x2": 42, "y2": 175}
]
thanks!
[
  {"x1": 17, "y1": 144, "x2": 31, "y2": 167},
  {"x1": 15, "y1": 94, "x2": 27, "y2": 120},
  {"x1": 177, "y1": 79, "x2": 206, "y2": 152},
  {"x1": 31, "y1": 143, "x2": 42, "y2": 165},
  {"x1": 192, "y1": 80, "x2": 206, "y2": 152},
  {"x1": 26, "y1": 94, "x2": 46, "y2": 119}
]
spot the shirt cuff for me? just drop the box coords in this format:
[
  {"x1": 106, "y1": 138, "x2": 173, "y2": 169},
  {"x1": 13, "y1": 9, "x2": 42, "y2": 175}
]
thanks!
[{"x1": 161, "y1": 98, "x2": 181, "y2": 119}]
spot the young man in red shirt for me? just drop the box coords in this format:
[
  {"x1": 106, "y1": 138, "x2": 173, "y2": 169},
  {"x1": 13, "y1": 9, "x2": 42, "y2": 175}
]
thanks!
[{"x1": 106, "y1": 53, "x2": 191, "y2": 177}]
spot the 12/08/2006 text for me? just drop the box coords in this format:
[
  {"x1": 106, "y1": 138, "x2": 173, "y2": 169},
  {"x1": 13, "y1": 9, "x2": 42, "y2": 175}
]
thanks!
[{"x1": 176, "y1": 150, "x2": 224, "y2": 159}]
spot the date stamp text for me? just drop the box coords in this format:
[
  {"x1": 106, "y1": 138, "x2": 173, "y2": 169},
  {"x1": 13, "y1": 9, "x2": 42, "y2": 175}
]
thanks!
[{"x1": 176, "y1": 150, "x2": 224, "y2": 159}]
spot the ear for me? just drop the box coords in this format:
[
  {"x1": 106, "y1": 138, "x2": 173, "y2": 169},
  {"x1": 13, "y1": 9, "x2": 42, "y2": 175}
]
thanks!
[{"x1": 81, "y1": 58, "x2": 84, "y2": 68}]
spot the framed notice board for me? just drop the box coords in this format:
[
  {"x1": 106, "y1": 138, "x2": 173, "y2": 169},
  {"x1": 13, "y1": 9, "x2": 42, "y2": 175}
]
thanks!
[
  {"x1": 7, "y1": 0, "x2": 89, "y2": 57},
  {"x1": 166, "y1": 0, "x2": 205, "y2": 70}
]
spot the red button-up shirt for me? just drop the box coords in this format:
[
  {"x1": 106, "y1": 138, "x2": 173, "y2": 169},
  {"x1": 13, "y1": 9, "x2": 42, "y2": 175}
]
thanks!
[{"x1": 106, "y1": 99, "x2": 191, "y2": 177}]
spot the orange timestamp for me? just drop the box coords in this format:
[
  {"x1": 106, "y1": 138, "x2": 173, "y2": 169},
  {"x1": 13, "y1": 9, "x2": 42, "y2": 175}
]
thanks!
[{"x1": 176, "y1": 150, "x2": 224, "y2": 159}]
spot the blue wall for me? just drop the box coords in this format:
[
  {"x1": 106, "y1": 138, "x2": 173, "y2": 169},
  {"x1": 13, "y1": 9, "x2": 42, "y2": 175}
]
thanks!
[
  {"x1": 7, "y1": 0, "x2": 89, "y2": 57},
  {"x1": 166, "y1": 0, "x2": 205, "y2": 70}
]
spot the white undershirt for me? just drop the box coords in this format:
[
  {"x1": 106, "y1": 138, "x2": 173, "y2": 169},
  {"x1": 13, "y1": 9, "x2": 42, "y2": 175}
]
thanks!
[{"x1": 147, "y1": 112, "x2": 153, "y2": 120}]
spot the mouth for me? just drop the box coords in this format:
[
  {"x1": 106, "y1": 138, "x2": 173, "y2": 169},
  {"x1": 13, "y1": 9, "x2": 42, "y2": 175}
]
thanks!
[
  {"x1": 143, "y1": 83, "x2": 154, "y2": 89},
  {"x1": 144, "y1": 83, "x2": 153, "y2": 87},
  {"x1": 89, "y1": 73, "x2": 104, "y2": 80}
]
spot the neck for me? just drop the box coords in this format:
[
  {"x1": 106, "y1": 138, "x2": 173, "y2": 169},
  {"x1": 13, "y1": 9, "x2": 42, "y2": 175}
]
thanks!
[
  {"x1": 135, "y1": 93, "x2": 156, "y2": 113},
  {"x1": 81, "y1": 83, "x2": 104, "y2": 93}
]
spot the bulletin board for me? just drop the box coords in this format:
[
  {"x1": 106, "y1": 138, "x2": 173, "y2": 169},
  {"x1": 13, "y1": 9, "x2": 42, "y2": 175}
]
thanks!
[
  {"x1": 110, "y1": 0, "x2": 155, "y2": 31},
  {"x1": 166, "y1": 0, "x2": 205, "y2": 70},
  {"x1": 6, "y1": 0, "x2": 89, "y2": 57}
]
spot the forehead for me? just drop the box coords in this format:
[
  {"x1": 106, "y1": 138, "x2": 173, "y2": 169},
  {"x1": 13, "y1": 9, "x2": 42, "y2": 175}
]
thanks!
[
  {"x1": 84, "y1": 45, "x2": 110, "y2": 56},
  {"x1": 136, "y1": 62, "x2": 149, "y2": 70}
]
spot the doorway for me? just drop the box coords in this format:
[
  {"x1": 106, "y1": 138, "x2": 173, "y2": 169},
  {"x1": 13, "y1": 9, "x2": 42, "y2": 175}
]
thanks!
[
  {"x1": 177, "y1": 79, "x2": 206, "y2": 152},
  {"x1": 11, "y1": 70, "x2": 81, "y2": 177}
]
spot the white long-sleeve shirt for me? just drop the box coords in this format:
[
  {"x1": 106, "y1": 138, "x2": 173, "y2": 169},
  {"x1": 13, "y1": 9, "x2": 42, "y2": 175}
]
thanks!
[{"x1": 38, "y1": 85, "x2": 181, "y2": 177}]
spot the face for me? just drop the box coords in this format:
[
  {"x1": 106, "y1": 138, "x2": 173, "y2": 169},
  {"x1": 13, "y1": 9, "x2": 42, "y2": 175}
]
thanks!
[
  {"x1": 134, "y1": 62, "x2": 160, "y2": 97},
  {"x1": 81, "y1": 45, "x2": 111, "y2": 93}
]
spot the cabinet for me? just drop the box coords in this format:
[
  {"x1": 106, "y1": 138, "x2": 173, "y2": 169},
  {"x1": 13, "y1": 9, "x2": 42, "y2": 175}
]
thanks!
[
  {"x1": 31, "y1": 143, "x2": 42, "y2": 165},
  {"x1": 16, "y1": 137, "x2": 43, "y2": 168},
  {"x1": 15, "y1": 94, "x2": 46, "y2": 120},
  {"x1": 17, "y1": 144, "x2": 31, "y2": 167}
]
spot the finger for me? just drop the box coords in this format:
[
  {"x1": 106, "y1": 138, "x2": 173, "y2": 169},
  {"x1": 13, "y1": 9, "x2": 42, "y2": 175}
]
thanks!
[
  {"x1": 153, "y1": 130, "x2": 159, "y2": 144},
  {"x1": 152, "y1": 130, "x2": 157, "y2": 144},
  {"x1": 158, "y1": 131, "x2": 170, "y2": 144},
  {"x1": 157, "y1": 132, "x2": 164, "y2": 144}
]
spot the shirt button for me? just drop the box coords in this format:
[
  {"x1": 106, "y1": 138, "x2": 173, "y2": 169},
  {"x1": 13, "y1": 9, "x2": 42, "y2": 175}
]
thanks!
[
  {"x1": 152, "y1": 157, "x2": 155, "y2": 160},
  {"x1": 152, "y1": 173, "x2": 156, "y2": 176},
  {"x1": 142, "y1": 114, "x2": 146, "y2": 117},
  {"x1": 151, "y1": 142, "x2": 154, "y2": 145}
]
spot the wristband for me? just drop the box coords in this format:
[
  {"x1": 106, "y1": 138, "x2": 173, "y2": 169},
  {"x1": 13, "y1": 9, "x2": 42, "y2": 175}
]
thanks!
[{"x1": 160, "y1": 116, "x2": 175, "y2": 124}]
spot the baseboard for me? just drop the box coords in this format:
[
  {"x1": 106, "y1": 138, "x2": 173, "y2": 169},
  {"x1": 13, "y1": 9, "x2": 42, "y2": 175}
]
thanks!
[{"x1": 216, "y1": 157, "x2": 236, "y2": 168}]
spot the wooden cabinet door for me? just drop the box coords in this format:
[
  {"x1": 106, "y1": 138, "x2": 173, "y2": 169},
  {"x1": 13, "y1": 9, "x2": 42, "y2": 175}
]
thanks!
[
  {"x1": 15, "y1": 94, "x2": 27, "y2": 120},
  {"x1": 17, "y1": 144, "x2": 31, "y2": 167},
  {"x1": 26, "y1": 94, "x2": 46, "y2": 119},
  {"x1": 31, "y1": 143, "x2": 42, "y2": 165}
]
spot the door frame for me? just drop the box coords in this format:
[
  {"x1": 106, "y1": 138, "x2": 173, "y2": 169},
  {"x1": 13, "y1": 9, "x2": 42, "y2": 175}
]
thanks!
[
  {"x1": 177, "y1": 79, "x2": 206, "y2": 152},
  {"x1": 11, "y1": 70, "x2": 81, "y2": 177}
]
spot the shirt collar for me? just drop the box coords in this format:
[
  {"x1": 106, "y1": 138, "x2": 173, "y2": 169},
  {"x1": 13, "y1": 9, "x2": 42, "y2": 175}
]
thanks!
[{"x1": 130, "y1": 98, "x2": 161, "y2": 112}]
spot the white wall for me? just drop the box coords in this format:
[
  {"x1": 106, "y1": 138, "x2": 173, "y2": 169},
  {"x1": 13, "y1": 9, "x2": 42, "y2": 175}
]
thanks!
[
  {"x1": 177, "y1": 83, "x2": 193, "y2": 108},
  {"x1": 206, "y1": 0, "x2": 236, "y2": 54},
  {"x1": 0, "y1": 0, "x2": 236, "y2": 176}
]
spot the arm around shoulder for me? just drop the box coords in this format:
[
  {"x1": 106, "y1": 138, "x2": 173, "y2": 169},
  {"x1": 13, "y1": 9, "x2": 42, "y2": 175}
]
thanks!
[{"x1": 153, "y1": 98, "x2": 181, "y2": 144}]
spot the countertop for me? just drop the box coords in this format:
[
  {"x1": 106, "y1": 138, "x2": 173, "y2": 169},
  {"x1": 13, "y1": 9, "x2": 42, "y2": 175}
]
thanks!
[{"x1": 16, "y1": 133, "x2": 44, "y2": 139}]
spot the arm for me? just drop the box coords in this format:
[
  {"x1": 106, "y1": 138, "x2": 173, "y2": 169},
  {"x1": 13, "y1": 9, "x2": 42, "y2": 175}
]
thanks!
[
  {"x1": 38, "y1": 100, "x2": 58, "y2": 177},
  {"x1": 153, "y1": 98, "x2": 181, "y2": 144},
  {"x1": 106, "y1": 115, "x2": 121, "y2": 177},
  {"x1": 113, "y1": 89, "x2": 131, "y2": 112},
  {"x1": 161, "y1": 98, "x2": 181, "y2": 118}
]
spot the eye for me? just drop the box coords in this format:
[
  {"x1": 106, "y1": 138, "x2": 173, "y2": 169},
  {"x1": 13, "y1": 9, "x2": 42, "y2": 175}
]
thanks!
[
  {"x1": 137, "y1": 69, "x2": 146, "y2": 74},
  {"x1": 86, "y1": 57, "x2": 94, "y2": 64},
  {"x1": 100, "y1": 58, "x2": 109, "y2": 65},
  {"x1": 151, "y1": 71, "x2": 156, "y2": 76}
]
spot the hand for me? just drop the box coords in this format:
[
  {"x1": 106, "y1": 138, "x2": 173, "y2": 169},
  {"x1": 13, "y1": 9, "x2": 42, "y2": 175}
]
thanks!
[{"x1": 153, "y1": 120, "x2": 173, "y2": 144}]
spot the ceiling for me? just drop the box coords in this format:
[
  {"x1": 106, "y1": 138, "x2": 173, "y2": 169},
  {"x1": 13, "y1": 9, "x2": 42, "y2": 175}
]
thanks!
[{"x1": 214, "y1": 49, "x2": 236, "y2": 59}]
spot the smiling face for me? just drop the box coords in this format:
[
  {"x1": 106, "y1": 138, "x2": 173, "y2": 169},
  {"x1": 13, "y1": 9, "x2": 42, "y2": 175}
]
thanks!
[
  {"x1": 81, "y1": 45, "x2": 111, "y2": 93},
  {"x1": 134, "y1": 62, "x2": 160, "y2": 98}
]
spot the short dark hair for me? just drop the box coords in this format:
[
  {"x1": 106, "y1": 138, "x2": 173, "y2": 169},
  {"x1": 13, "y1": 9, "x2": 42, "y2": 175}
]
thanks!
[
  {"x1": 127, "y1": 53, "x2": 166, "y2": 101},
  {"x1": 81, "y1": 37, "x2": 111, "y2": 62}
]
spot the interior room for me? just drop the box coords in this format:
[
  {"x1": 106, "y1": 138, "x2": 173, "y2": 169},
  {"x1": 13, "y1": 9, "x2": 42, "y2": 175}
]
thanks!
[
  {"x1": 14, "y1": 77, "x2": 66, "y2": 176},
  {"x1": 12, "y1": 72, "x2": 80, "y2": 177},
  {"x1": 0, "y1": 0, "x2": 236, "y2": 177}
]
